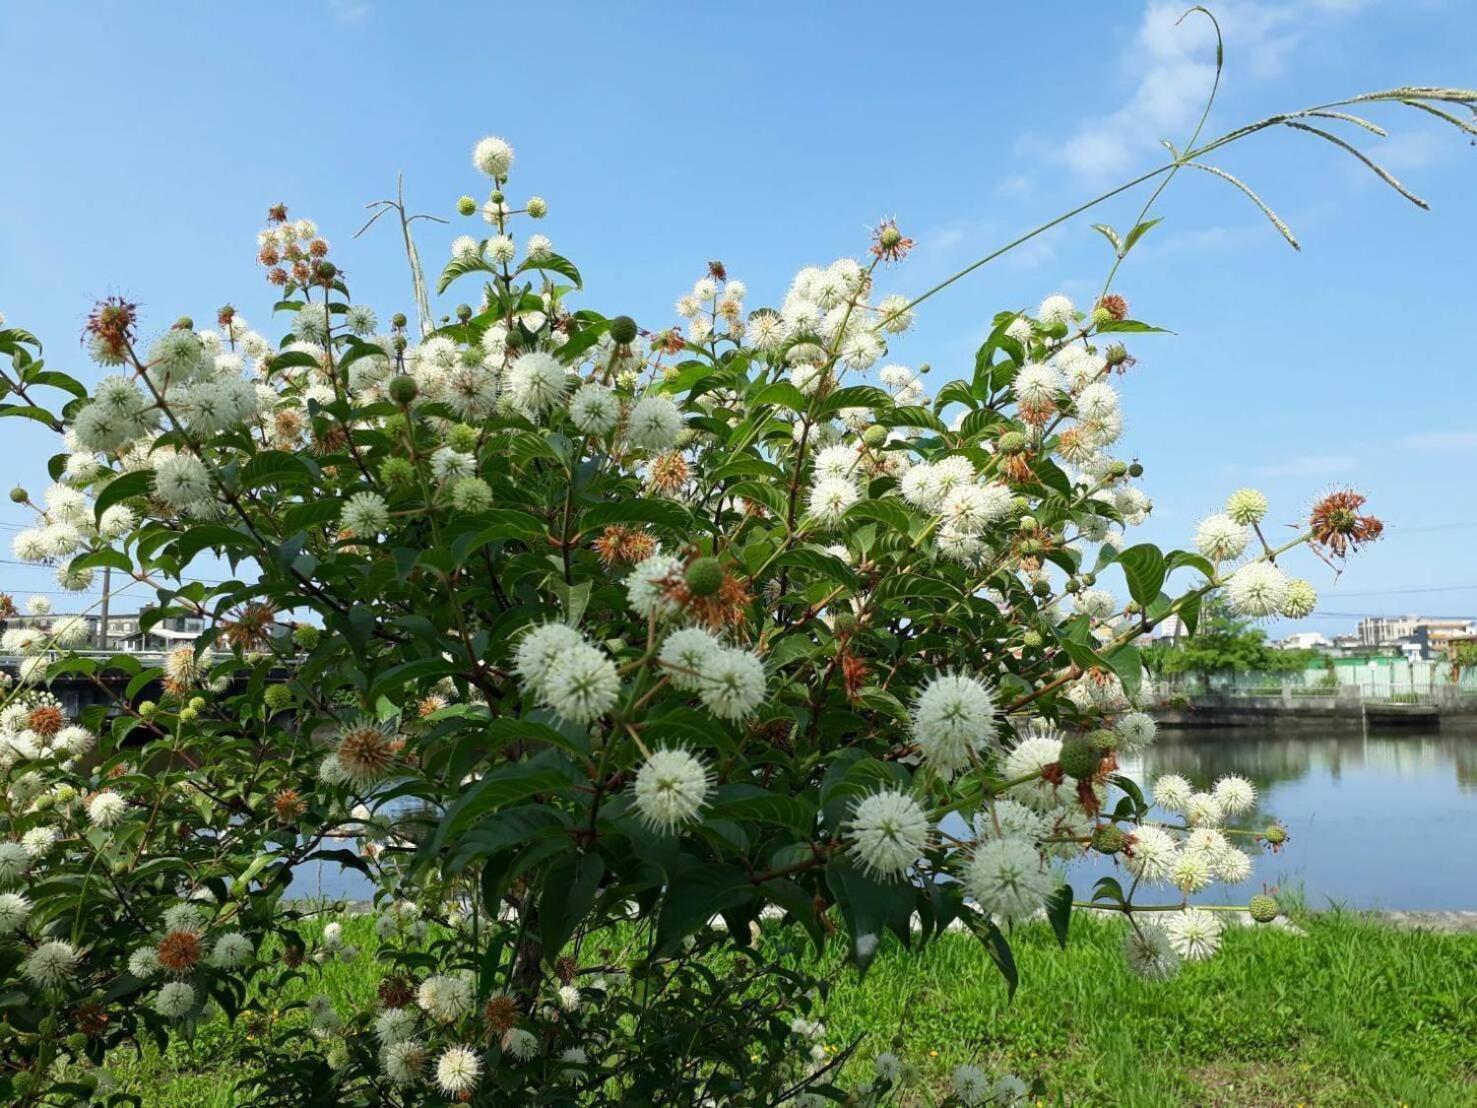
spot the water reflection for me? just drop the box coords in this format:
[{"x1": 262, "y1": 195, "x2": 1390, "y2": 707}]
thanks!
[{"x1": 1091, "y1": 728, "x2": 1477, "y2": 911}]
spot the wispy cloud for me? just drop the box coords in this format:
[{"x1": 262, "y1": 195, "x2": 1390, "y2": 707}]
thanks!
[
  {"x1": 1397, "y1": 430, "x2": 1477, "y2": 450},
  {"x1": 328, "y1": 0, "x2": 371, "y2": 22},
  {"x1": 1254, "y1": 453, "x2": 1358, "y2": 477},
  {"x1": 1056, "y1": 1, "x2": 1370, "y2": 182}
]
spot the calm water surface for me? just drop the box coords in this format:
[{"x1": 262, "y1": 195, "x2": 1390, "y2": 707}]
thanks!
[
  {"x1": 1102, "y1": 727, "x2": 1477, "y2": 910},
  {"x1": 295, "y1": 727, "x2": 1477, "y2": 909}
]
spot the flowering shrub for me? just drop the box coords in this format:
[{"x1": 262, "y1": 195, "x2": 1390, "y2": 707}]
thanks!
[{"x1": 0, "y1": 66, "x2": 1473, "y2": 1105}]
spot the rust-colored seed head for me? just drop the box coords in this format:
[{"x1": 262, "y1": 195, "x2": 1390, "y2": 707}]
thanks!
[
  {"x1": 483, "y1": 994, "x2": 519, "y2": 1035},
  {"x1": 73, "y1": 1002, "x2": 110, "y2": 1037},
  {"x1": 267, "y1": 203, "x2": 289, "y2": 224},
  {"x1": 1097, "y1": 293, "x2": 1129, "y2": 321},
  {"x1": 417, "y1": 694, "x2": 448, "y2": 719},
  {"x1": 157, "y1": 930, "x2": 203, "y2": 973},
  {"x1": 648, "y1": 451, "x2": 689, "y2": 494},
  {"x1": 283, "y1": 944, "x2": 304, "y2": 968},
  {"x1": 27, "y1": 705, "x2": 64, "y2": 737},
  {"x1": 267, "y1": 267, "x2": 289, "y2": 286},
  {"x1": 1310, "y1": 489, "x2": 1383, "y2": 559},
  {"x1": 554, "y1": 956, "x2": 578, "y2": 985},
  {"x1": 337, "y1": 727, "x2": 395, "y2": 785},
  {"x1": 273, "y1": 788, "x2": 307, "y2": 823},
  {"x1": 223, "y1": 603, "x2": 277, "y2": 651},
  {"x1": 378, "y1": 975, "x2": 414, "y2": 1009},
  {"x1": 257, "y1": 244, "x2": 281, "y2": 267}
]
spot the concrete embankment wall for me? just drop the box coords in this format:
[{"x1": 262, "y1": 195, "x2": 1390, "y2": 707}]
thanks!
[{"x1": 1154, "y1": 687, "x2": 1477, "y2": 730}]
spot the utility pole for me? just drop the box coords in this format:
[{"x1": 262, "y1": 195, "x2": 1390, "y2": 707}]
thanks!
[{"x1": 97, "y1": 565, "x2": 110, "y2": 652}]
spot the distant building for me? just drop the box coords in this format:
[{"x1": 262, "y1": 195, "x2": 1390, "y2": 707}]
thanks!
[
  {"x1": 1274, "y1": 631, "x2": 1331, "y2": 651},
  {"x1": 1357, "y1": 616, "x2": 1475, "y2": 651},
  {"x1": 0, "y1": 610, "x2": 206, "y2": 653}
]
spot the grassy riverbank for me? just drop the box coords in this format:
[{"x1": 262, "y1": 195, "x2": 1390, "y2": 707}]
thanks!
[{"x1": 116, "y1": 911, "x2": 1477, "y2": 1107}]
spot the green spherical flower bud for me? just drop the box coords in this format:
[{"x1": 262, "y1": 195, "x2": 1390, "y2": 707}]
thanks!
[
  {"x1": 504, "y1": 329, "x2": 523, "y2": 350},
  {"x1": 998, "y1": 431, "x2": 1027, "y2": 455},
  {"x1": 1248, "y1": 894, "x2": 1279, "y2": 923},
  {"x1": 1128, "y1": 462, "x2": 1144, "y2": 478},
  {"x1": 189, "y1": 696, "x2": 206, "y2": 711},
  {"x1": 391, "y1": 312, "x2": 408, "y2": 329},
  {"x1": 9, "y1": 486, "x2": 27, "y2": 503},
  {"x1": 1031, "y1": 579, "x2": 1052, "y2": 598},
  {"x1": 1056, "y1": 737, "x2": 1101, "y2": 780},
  {"x1": 1021, "y1": 629, "x2": 1043, "y2": 648},
  {"x1": 173, "y1": 317, "x2": 194, "y2": 331},
  {"x1": 831, "y1": 611, "x2": 859, "y2": 637},
  {"x1": 316, "y1": 262, "x2": 336, "y2": 280},
  {"x1": 1064, "y1": 576, "x2": 1083, "y2": 594},
  {"x1": 1017, "y1": 515, "x2": 1037, "y2": 532},
  {"x1": 456, "y1": 195, "x2": 477, "y2": 216},
  {"x1": 1091, "y1": 306, "x2": 1115, "y2": 327},
  {"x1": 179, "y1": 706, "x2": 199, "y2": 724},
  {"x1": 263, "y1": 684, "x2": 292, "y2": 711},
  {"x1": 1281, "y1": 578, "x2": 1317, "y2": 620},
  {"x1": 1019, "y1": 538, "x2": 1044, "y2": 557},
  {"x1": 138, "y1": 701, "x2": 157, "y2": 719},
  {"x1": 527, "y1": 196, "x2": 548, "y2": 219},
  {"x1": 456, "y1": 303, "x2": 473, "y2": 322},
  {"x1": 293, "y1": 625, "x2": 321, "y2": 651},
  {"x1": 387, "y1": 375, "x2": 418, "y2": 406},
  {"x1": 380, "y1": 456, "x2": 414, "y2": 487},
  {"x1": 490, "y1": 190, "x2": 505, "y2": 205},
  {"x1": 1107, "y1": 460, "x2": 1129, "y2": 478},
  {"x1": 1088, "y1": 728, "x2": 1118, "y2": 753},
  {"x1": 446, "y1": 423, "x2": 478, "y2": 453},
  {"x1": 449, "y1": 476, "x2": 493, "y2": 513},
  {"x1": 1225, "y1": 487, "x2": 1269, "y2": 526},
  {"x1": 66, "y1": 1032, "x2": 89, "y2": 1053},
  {"x1": 13, "y1": 1072, "x2": 36, "y2": 1096},
  {"x1": 1263, "y1": 824, "x2": 1288, "y2": 846},
  {"x1": 1010, "y1": 496, "x2": 1030, "y2": 515},
  {"x1": 609, "y1": 315, "x2": 639, "y2": 345},
  {"x1": 1105, "y1": 343, "x2": 1129, "y2": 366},
  {"x1": 861, "y1": 423, "x2": 889, "y2": 448},
  {"x1": 684, "y1": 556, "x2": 725, "y2": 598},
  {"x1": 1081, "y1": 572, "x2": 1096, "y2": 587},
  {"x1": 1091, "y1": 825, "x2": 1128, "y2": 855}
]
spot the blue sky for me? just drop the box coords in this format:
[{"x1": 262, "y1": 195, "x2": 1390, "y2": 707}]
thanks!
[{"x1": 1, "y1": 1, "x2": 1473, "y2": 636}]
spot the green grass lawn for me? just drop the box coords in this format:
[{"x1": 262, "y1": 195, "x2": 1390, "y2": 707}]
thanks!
[{"x1": 113, "y1": 911, "x2": 1477, "y2": 1107}]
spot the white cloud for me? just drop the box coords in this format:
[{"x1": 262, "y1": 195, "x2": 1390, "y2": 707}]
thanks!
[
  {"x1": 1254, "y1": 453, "x2": 1358, "y2": 477},
  {"x1": 328, "y1": 0, "x2": 371, "y2": 22},
  {"x1": 1057, "y1": 1, "x2": 1370, "y2": 181},
  {"x1": 1397, "y1": 430, "x2": 1477, "y2": 450}
]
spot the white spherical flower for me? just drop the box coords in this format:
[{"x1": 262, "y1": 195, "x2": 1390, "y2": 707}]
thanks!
[
  {"x1": 699, "y1": 648, "x2": 767, "y2": 720},
  {"x1": 1037, "y1": 294, "x2": 1075, "y2": 326},
  {"x1": 1123, "y1": 826, "x2": 1179, "y2": 884},
  {"x1": 569, "y1": 383, "x2": 621, "y2": 435},
  {"x1": 507, "y1": 351, "x2": 569, "y2": 414},
  {"x1": 208, "y1": 932, "x2": 254, "y2": 968},
  {"x1": 1281, "y1": 578, "x2": 1317, "y2": 619},
  {"x1": 1227, "y1": 561, "x2": 1290, "y2": 618},
  {"x1": 1184, "y1": 791, "x2": 1224, "y2": 828},
  {"x1": 1114, "y1": 711, "x2": 1157, "y2": 754},
  {"x1": 1225, "y1": 487, "x2": 1269, "y2": 525},
  {"x1": 435, "y1": 1044, "x2": 482, "y2": 1094},
  {"x1": 962, "y1": 836, "x2": 1054, "y2": 923},
  {"x1": 23, "y1": 939, "x2": 80, "y2": 987},
  {"x1": 813, "y1": 443, "x2": 860, "y2": 482},
  {"x1": 899, "y1": 464, "x2": 942, "y2": 510},
  {"x1": 543, "y1": 642, "x2": 620, "y2": 724},
  {"x1": 1194, "y1": 514, "x2": 1248, "y2": 562},
  {"x1": 952, "y1": 1063, "x2": 992, "y2": 1105},
  {"x1": 417, "y1": 973, "x2": 475, "y2": 1022},
  {"x1": 154, "y1": 981, "x2": 196, "y2": 1019},
  {"x1": 1215, "y1": 846, "x2": 1253, "y2": 884},
  {"x1": 633, "y1": 747, "x2": 712, "y2": 832},
  {"x1": 0, "y1": 892, "x2": 31, "y2": 935},
  {"x1": 452, "y1": 234, "x2": 481, "y2": 261},
  {"x1": 626, "y1": 394, "x2": 684, "y2": 452},
  {"x1": 87, "y1": 790, "x2": 129, "y2": 829},
  {"x1": 1166, "y1": 908, "x2": 1224, "y2": 961},
  {"x1": 1005, "y1": 315, "x2": 1034, "y2": 345},
  {"x1": 943, "y1": 483, "x2": 1012, "y2": 535},
  {"x1": 164, "y1": 902, "x2": 208, "y2": 934},
  {"x1": 512, "y1": 623, "x2": 585, "y2": 697},
  {"x1": 502, "y1": 1027, "x2": 538, "y2": 1061},
  {"x1": 1152, "y1": 774, "x2": 1193, "y2": 813},
  {"x1": 128, "y1": 947, "x2": 161, "y2": 978},
  {"x1": 1124, "y1": 924, "x2": 1181, "y2": 981},
  {"x1": 525, "y1": 233, "x2": 553, "y2": 261},
  {"x1": 1173, "y1": 851, "x2": 1213, "y2": 893},
  {"x1": 473, "y1": 135, "x2": 515, "y2": 178},
  {"x1": 1013, "y1": 361, "x2": 1062, "y2": 409},
  {"x1": 153, "y1": 453, "x2": 212, "y2": 510},
  {"x1": 374, "y1": 1006, "x2": 419, "y2": 1045},
  {"x1": 556, "y1": 983, "x2": 581, "y2": 1011},
  {"x1": 657, "y1": 626, "x2": 723, "y2": 691},
  {"x1": 1212, "y1": 775, "x2": 1256, "y2": 815},
  {"x1": 1075, "y1": 381, "x2": 1119, "y2": 422},
  {"x1": 1073, "y1": 587, "x2": 1119, "y2": 621},
  {"x1": 874, "y1": 1051, "x2": 903, "y2": 1082},
  {"x1": 22, "y1": 826, "x2": 59, "y2": 858},
  {"x1": 910, "y1": 673, "x2": 997, "y2": 776},
  {"x1": 808, "y1": 475, "x2": 859, "y2": 525},
  {"x1": 848, "y1": 790, "x2": 930, "y2": 878},
  {"x1": 487, "y1": 234, "x2": 517, "y2": 264},
  {"x1": 626, "y1": 551, "x2": 684, "y2": 620},
  {"x1": 383, "y1": 1040, "x2": 426, "y2": 1084},
  {"x1": 429, "y1": 447, "x2": 475, "y2": 481},
  {"x1": 1002, "y1": 728, "x2": 1072, "y2": 812},
  {"x1": 340, "y1": 491, "x2": 389, "y2": 538}
]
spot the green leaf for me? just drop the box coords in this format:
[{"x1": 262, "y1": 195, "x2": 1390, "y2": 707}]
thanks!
[
  {"x1": 1046, "y1": 884, "x2": 1073, "y2": 949},
  {"x1": 515, "y1": 252, "x2": 582, "y2": 289},
  {"x1": 579, "y1": 498, "x2": 692, "y2": 535},
  {"x1": 1094, "y1": 320, "x2": 1172, "y2": 334},
  {"x1": 707, "y1": 786, "x2": 817, "y2": 835},
  {"x1": 436, "y1": 254, "x2": 497, "y2": 294},
  {"x1": 435, "y1": 761, "x2": 574, "y2": 848},
  {"x1": 1092, "y1": 223, "x2": 1122, "y2": 252},
  {"x1": 826, "y1": 858, "x2": 911, "y2": 976},
  {"x1": 771, "y1": 548, "x2": 858, "y2": 590},
  {"x1": 966, "y1": 914, "x2": 1019, "y2": 998},
  {"x1": 93, "y1": 469, "x2": 155, "y2": 525},
  {"x1": 240, "y1": 450, "x2": 317, "y2": 490},
  {"x1": 655, "y1": 861, "x2": 751, "y2": 957},
  {"x1": 1117, "y1": 544, "x2": 1167, "y2": 608},
  {"x1": 539, "y1": 853, "x2": 604, "y2": 962},
  {"x1": 1122, "y1": 217, "x2": 1163, "y2": 254}
]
